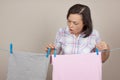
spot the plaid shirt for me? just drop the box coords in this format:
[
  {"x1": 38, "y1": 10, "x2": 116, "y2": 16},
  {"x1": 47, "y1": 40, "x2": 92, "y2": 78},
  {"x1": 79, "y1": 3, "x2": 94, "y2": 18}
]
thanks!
[{"x1": 55, "y1": 27, "x2": 101, "y2": 55}]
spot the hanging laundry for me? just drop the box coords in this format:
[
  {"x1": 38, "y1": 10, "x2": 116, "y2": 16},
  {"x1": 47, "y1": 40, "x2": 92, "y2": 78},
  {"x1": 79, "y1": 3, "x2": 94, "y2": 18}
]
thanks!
[
  {"x1": 7, "y1": 52, "x2": 49, "y2": 80},
  {"x1": 52, "y1": 53, "x2": 102, "y2": 80}
]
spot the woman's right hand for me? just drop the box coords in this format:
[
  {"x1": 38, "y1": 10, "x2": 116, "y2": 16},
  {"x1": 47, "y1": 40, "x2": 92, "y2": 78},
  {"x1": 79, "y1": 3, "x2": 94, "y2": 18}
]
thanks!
[{"x1": 45, "y1": 43, "x2": 55, "y2": 54}]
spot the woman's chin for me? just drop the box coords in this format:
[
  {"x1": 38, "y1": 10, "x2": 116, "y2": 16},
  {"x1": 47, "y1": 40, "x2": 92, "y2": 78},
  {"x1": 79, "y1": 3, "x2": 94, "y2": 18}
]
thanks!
[
  {"x1": 69, "y1": 30, "x2": 76, "y2": 34},
  {"x1": 70, "y1": 32, "x2": 75, "y2": 34}
]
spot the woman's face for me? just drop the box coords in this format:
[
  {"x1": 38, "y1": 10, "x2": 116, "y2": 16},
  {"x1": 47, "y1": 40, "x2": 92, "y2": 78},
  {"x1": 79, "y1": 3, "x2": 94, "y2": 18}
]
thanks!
[{"x1": 67, "y1": 14, "x2": 84, "y2": 37}]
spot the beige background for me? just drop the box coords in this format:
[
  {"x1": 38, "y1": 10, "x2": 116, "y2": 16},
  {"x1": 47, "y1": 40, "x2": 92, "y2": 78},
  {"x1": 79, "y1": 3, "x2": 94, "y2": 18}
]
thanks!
[{"x1": 0, "y1": 0, "x2": 120, "y2": 80}]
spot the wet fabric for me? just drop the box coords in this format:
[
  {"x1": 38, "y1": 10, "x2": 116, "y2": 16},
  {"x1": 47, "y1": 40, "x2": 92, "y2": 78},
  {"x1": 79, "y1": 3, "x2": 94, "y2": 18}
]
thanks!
[
  {"x1": 52, "y1": 53, "x2": 102, "y2": 80},
  {"x1": 7, "y1": 52, "x2": 49, "y2": 80}
]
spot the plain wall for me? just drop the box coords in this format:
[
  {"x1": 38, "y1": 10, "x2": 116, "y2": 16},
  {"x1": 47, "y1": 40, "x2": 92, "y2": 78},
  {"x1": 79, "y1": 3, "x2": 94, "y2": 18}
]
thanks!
[{"x1": 0, "y1": 0, "x2": 120, "y2": 80}]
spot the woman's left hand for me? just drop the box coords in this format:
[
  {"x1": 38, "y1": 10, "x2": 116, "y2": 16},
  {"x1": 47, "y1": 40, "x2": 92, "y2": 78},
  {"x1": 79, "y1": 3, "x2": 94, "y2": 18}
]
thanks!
[
  {"x1": 96, "y1": 41, "x2": 109, "y2": 51},
  {"x1": 96, "y1": 41, "x2": 110, "y2": 63}
]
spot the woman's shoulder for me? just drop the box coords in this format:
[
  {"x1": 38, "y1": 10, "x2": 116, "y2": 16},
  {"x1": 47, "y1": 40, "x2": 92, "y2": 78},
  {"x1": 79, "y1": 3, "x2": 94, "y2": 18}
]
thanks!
[
  {"x1": 57, "y1": 27, "x2": 69, "y2": 33},
  {"x1": 90, "y1": 29, "x2": 100, "y2": 37}
]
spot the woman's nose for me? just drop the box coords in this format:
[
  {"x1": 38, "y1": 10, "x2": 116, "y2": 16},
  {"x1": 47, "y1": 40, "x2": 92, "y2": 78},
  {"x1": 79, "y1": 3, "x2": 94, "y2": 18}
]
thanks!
[{"x1": 69, "y1": 22, "x2": 73, "y2": 28}]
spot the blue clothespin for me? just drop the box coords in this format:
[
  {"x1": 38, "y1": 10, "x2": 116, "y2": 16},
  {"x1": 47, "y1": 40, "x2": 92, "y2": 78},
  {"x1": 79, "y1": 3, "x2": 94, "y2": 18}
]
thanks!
[
  {"x1": 46, "y1": 48, "x2": 57, "y2": 58},
  {"x1": 10, "y1": 43, "x2": 13, "y2": 54},
  {"x1": 95, "y1": 48, "x2": 99, "y2": 55},
  {"x1": 54, "y1": 49, "x2": 56, "y2": 57},
  {"x1": 46, "y1": 48, "x2": 51, "y2": 58}
]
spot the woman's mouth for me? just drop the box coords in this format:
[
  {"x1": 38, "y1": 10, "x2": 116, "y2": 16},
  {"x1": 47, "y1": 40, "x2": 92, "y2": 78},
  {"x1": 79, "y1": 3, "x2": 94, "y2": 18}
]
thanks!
[
  {"x1": 69, "y1": 29, "x2": 74, "y2": 33},
  {"x1": 69, "y1": 29, "x2": 73, "y2": 31}
]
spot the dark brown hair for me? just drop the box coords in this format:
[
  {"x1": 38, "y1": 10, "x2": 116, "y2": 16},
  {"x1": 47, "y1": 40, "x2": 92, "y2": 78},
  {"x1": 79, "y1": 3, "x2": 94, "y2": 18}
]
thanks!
[{"x1": 67, "y1": 4, "x2": 93, "y2": 38}]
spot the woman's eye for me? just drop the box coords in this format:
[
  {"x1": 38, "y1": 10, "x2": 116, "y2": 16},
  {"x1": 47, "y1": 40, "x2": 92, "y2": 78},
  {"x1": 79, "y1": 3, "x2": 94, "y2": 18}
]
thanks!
[{"x1": 73, "y1": 22, "x2": 78, "y2": 25}]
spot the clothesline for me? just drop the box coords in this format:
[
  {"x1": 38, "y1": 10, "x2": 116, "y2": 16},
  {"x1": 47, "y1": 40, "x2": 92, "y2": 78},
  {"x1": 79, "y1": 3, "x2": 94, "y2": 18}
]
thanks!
[
  {"x1": 0, "y1": 48, "x2": 120, "y2": 53},
  {"x1": 100, "y1": 48, "x2": 120, "y2": 53},
  {"x1": 0, "y1": 43, "x2": 120, "y2": 55},
  {"x1": 0, "y1": 47, "x2": 120, "y2": 53}
]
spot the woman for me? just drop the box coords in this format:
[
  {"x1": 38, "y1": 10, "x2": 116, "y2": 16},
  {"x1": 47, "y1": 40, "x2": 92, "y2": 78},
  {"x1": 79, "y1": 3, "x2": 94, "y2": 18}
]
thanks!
[{"x1": 45, "y1": 4, "x2": 110, "y2": 63}]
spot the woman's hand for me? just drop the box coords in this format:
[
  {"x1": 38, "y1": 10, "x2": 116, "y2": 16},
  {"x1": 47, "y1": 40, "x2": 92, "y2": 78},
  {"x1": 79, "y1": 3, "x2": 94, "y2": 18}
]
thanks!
[
  {"x1": 96, "y1": 41, "x2": 109, "y2": 51},
  {"x1": 96, "y1": 41, "x2": 110, "y2": 63},
  {"x1": 45, "y1": 43, "x2": 55, "y2": 54}
]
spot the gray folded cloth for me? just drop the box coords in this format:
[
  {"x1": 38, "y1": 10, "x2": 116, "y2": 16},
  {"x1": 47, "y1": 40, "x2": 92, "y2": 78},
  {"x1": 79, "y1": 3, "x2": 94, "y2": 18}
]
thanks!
[{"x1": 7, "y1": 52, "x2": 49, "y2": 80}]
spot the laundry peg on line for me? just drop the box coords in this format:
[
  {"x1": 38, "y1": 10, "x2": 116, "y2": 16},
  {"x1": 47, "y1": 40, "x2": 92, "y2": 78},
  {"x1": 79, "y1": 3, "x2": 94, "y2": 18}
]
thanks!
[
  {"x1": 54, "y1": 48, "x2": 56, "y2": 57},
  {"x1": 96, "y1": 48, "x2": 99, "y2": 55},
  {"x1": 10, "y1": 43, "x2": 13, "y2": 54},
  {"x1": 46, "y1": 48, "x2": 56, "y2": 58},
  {"x1": 46, "y1": 48, "x2": 51, "y2": 58}
]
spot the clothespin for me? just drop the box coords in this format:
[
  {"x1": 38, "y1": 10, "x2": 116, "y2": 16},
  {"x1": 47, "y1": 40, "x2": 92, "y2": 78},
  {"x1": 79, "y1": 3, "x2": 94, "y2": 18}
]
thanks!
[
  {"x1": 95, "y1": 48, "x2": 99, "y2": 55},
  {"x1": 54, "y1": 49, "x2": 56, "y2": 57},
  {"x1": 46, "y1": 48, "x2": 51, "y2": 58},
  {"x1": 10, "y1": 43, "x2": 13, "y2": 54},
  {"x1": 46, "y1": 48, "x2": 57, "y2": 58}
]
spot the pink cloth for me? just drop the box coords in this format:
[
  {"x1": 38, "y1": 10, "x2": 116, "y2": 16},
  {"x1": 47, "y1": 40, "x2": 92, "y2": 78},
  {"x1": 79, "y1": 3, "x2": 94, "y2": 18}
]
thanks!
[{"x1": 52, "y1": 53, "x2": 102, "y2": 80}]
